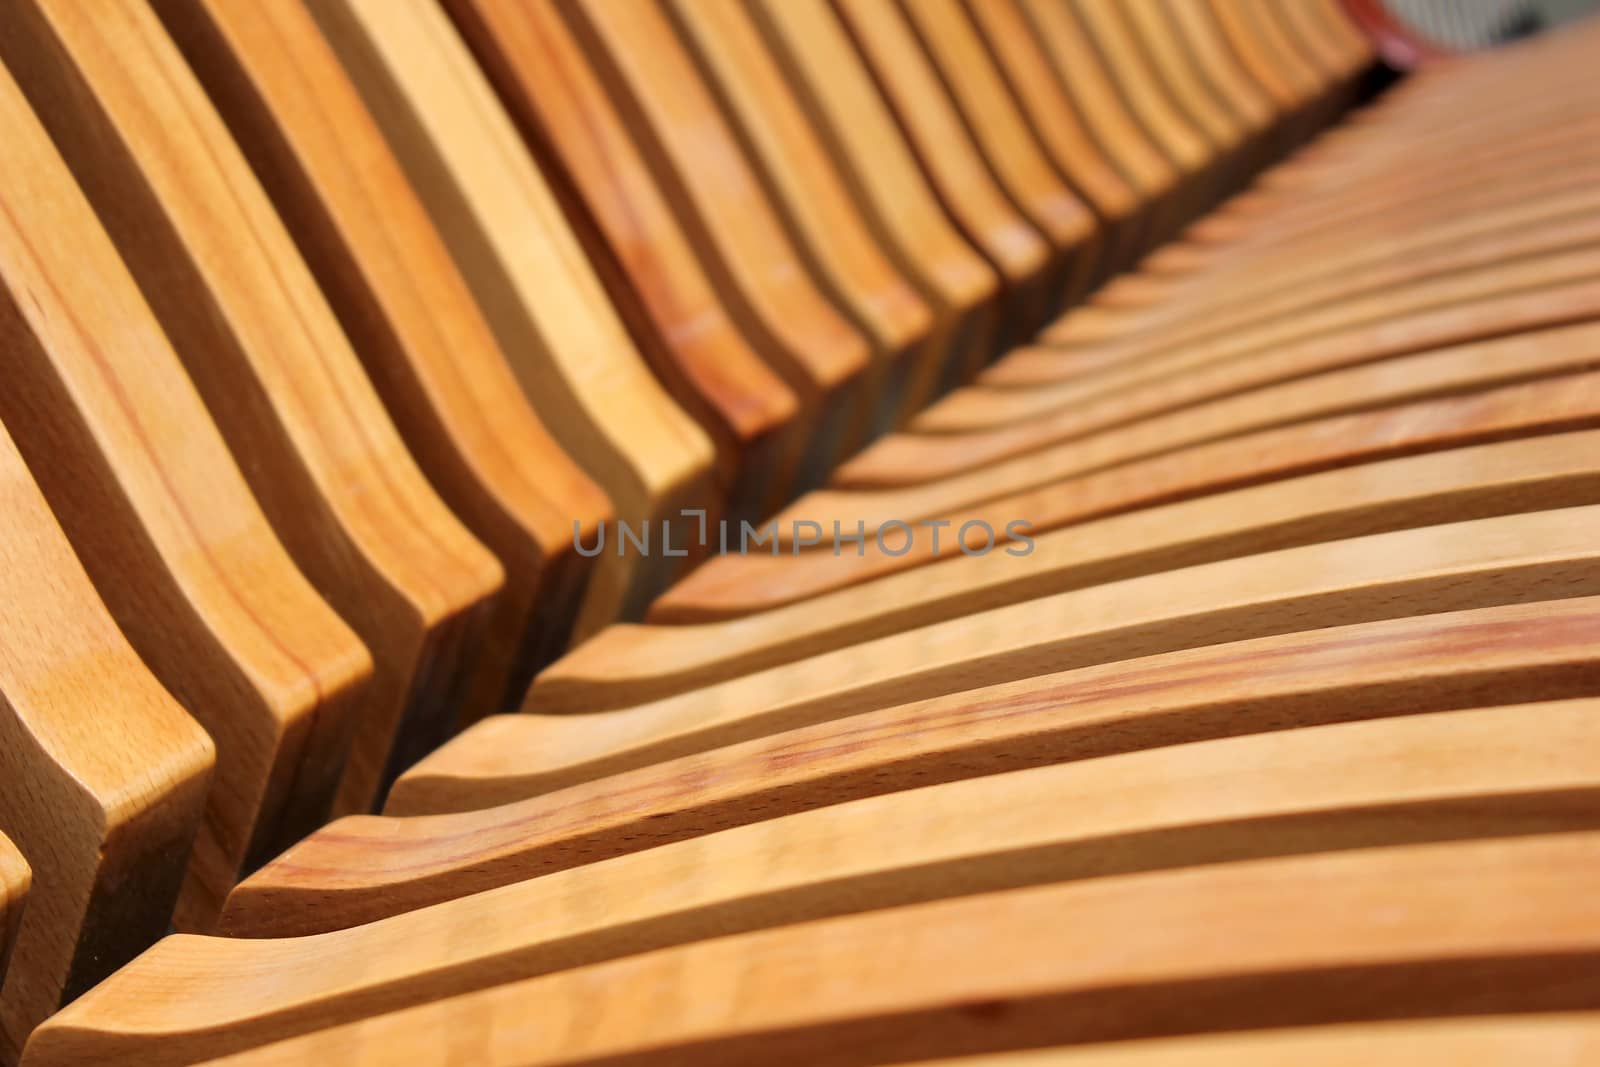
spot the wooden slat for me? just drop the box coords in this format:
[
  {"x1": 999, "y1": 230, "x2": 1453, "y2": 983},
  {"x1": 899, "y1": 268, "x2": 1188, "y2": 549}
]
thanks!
[
  {"x1": 196, "y1": 836, "x2": 1600, "y2": 1066},
  {"x1": 442, "y1": 0, "x2": 806, "y2": 519},
  {"x1": 899, "y1": 0, "x2": 1101, "y2": 304},
  {"x1": 749, "y1": 0, "x2": 1000, "y2": 402},
  {"x1": 664, "y1": 312, "x2": 1600, "y2": 616},
  {"x1": 1, "y1": 0, "x2": 504, "y2": 814},
  {"x1": 153, "y1": 0, "x2": 614, "y2": 720},
  {"x1": 1067, "y1": 0, "x2": 1215, "y2": 208},
  {"x1": 0, "y1": 836, "x2": 27, "y2": 1014},
  {"x1": 369, "y1": 506, "x2": 1600, "y2": 807},
  {"x1": 1017, "y1": 0, "x2": 1183, "y2": 240},
  {"x1": 934, "y1": 243, "x2": 1600, "y2": 433},
  {"x1": 559, "y1": 0, "x2": 879, "y2": 472},
  {"x1": 304, "y1": 0, "x2": 717, "y2": 633},
  {"x1": 1027, "y1": 169, "x2": 1600, "y2": 375},
  {"x1": 835, "y1": 0, "x2": 1057, "y2": 332},
  {"x1": 257, "y1": 597, "x2": 1600, "y2": 913},
  {"x1": 666, "y1": 0, "x2": 935, "y2": 433},
  {"x1": 0, "y1": 417, "x2": 212, "y2": 1061},
  {"x1": 32, "y1": 702, "x2": 1600, "y2": 1064},
  {"x1": 535, "y1": 430, "x2": 1600, "y2": 710},
  {"x1": 963, "y1": 0, "x2": 1145, "y2": 270},
  {"x1": 908, "y1": 1015, "x2": 1600, "y2": 1067},
  {"x1": 0, "y1": 45, "x2": 369, "y2": 928}
]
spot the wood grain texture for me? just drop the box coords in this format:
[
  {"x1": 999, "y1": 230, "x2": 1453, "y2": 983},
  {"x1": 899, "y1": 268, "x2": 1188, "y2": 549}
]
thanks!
[
  {"x1": 963, "y1": 0, "x2": 1144, "y2": 269},
  {"x1": 931, "y1": 241, "x2": 1600, "y2": 434},
  {"x1": 659, "y1": 312, "x2": 1600, "y2": 617},
  {"x1": 306, "y1": 0, "x2": 716, "y2": 634},
  {"x1": 532, "y1": 431, "x2": 1600, "y2": 710},
  {"x1": 442, "y1": 0, "x2": 805, "y2": 519},
  {"x1": 1, "y1": 0, "x2": 504, "y2": 815},
  {"x1": 0, "y1": 49, "x2": 369, "y2": 927},
  {"x1": 836, "y1": 0, "x2": 1055, "y2": 335},
  {"x1": 155, "y1": 0, "x2": 613, "y2": 720},
  {"x1": 0, "y1": 416, "x2": 213, "y2": 1062},
  {"x1": 562, "y1": 0, "x2": 878, "y2": 473},
  {"x1": 667, "y1": 0, "x2": 935, "y2": 432},
  {"x1": 749, "y1": 0, "x2": 1000, "y2": 404},
  {"x1": 398, "y1": 506, "x2": 1600, "y2": 802},
  {"x1": 0, "y1": 837, "x2": 27, "y2": 1026},
  {"x1": 33, "y1": 702, "x2": 1600, "y2": 1064},
  {"x1": 1017, "y1": 0, "x2": 1180, "y2": 235},
  {"x1": 901, "y1": 0, "x2": 1100, "y2": 305},
  {"x1": 273, "y1": 599, "x2": 1600, "y2": 909},
  {"x1": 907, "y1": 1016, "x2": 1600, "y2": 1067},
  {"x1": 1067, "y1": 0, "x2": 1215, "y2": 192},
  {"x1": 200, "y1": 835, "x2": 1600, "y2": 1066},
  {"x1": 1025, "y1": 169, "x2": 1600, "y2": 376},
  {"x1": 658, "y1": 364, "x2": 1600, "y2": 621}
]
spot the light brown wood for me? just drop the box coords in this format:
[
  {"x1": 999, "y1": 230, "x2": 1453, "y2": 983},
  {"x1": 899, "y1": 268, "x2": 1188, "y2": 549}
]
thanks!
[
  {"x1": 561, "y1": 0, "x2": 878, "y2": 475},
  {"x1": 1018, "y1": 0, "x2": 1181, "y2": 235},
  {"x1": 837, "y1": 0, "x2": 1056, "y2": 336},
  {"x1": 283, "y1": 598, "x2": 1600, "y2": 904},
  {"x1": 533, "y1": 431, "x2": 1600, "y2": 710},
  {"x1": 935, "y1": 242, "x2": 1600, "y2": 433},
  {"x1": 1, "y1": 0, "x2": 505, "y2": 815},
  {"x1": 0, "y1": 46, "x2": 370, "y2": 927},
  {"x1": 1067, "y1": 0, "x2": 1215, "y2": 195},
  {"x1": 897, "y1": 0, "x2": 1100, "y2": 308},
  {"x1": 963, "y1": 0, "x2": 1145, "y2": 270},
  {"x1": 1026, "y1": 168, "x2": 1600, "y2": 372},
  {"x1": 749, "y1": 0, "x2": 1000, "y2": 403},
  {"x1": 660, "y1": 361, "x2": 1600, "y2": 620},
  {"x1": 33, "y1": 701, "x2": 1600, "y2": 1064},
  {"x1": 305, "y1": 0, "x2": 717, "y2": 632},
  {"x1": 0, "y1": 416, "x2": 213, "y2": 1061},
  {"x1": 1119, "y1": 0, "x2": 1251, "y2": 161},
  {"x1": 154, "y1": 0, "x2": 613, "y2": 721},
  {"x1": 909, "y1": 1016, "x2": 1600, "y2": 1067},
  {"x1": 0, "y1": 837, "x2": 28, "y2": 1022},
  {"x1": 667, "y1": 0, "x2": 935, "y2": 435},
  {"x1": 200, "y1": 835, "x2": 1600, "y2": 1066},
  {"x1": 373, "y1": 506, "x2": 1600, "y2": 819},
  {"x1": 659, "y1": 306, "x2": 1600, "y2": 617},
  {"x1": 442, "y1": 0, "x2": 806, "y2": 518}
]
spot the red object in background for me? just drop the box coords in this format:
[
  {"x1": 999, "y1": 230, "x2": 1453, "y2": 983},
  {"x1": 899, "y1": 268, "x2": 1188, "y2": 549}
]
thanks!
[{"x1": 1341, "y1": 0, "x2": 1453, "y2": 68}]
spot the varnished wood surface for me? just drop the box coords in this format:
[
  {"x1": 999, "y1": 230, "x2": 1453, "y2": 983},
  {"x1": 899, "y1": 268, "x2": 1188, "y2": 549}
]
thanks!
[
  {"x1": 824, "y1": 269, "x2": 1600, "y2": 499},
  {"x1": 7, "y1": 9, "x2": 1600, "y2": 1063},
  {"x1": 0, "y1": 837, "x2": 28, "y2": 1033},
  {"x1": 925, "y1": 240, "x2": 1600, "y2": 435},
  {"x1": 749, "y1": 0, "x2": 1000, "y2": 403},
  {"x1": 901, "y1": 0, "x2": 1099, "y2": 304},
  {"x1": 306, "y1": 0, "x2": 716, "y2": 633},
  {"x1": 245, "y1": 598, "x2": 1600, "y2": 920},
  {"x1": 2, "y1": 0, "x2": 505, "y2": 816},
  {"x1": 32, "y1": 701, "x2": 1600, "y2": 1064},
  {"x1": 659, "y1": 310, "x2": 1600, "y2": 618},
  {"x1": 835, "y1": 0, "x2": 1056, "y2": 331},
  {"x1": 0, "y1": 48, "x2": 370, "y2": 928},
  {"x1": 668, "y1": 0, "x2": 935, "y2": 432},
  {"x1": 199, "y1": 835, "x2": 1600, "y2": 1066},
  {"x1": 0, "y1": 417, "x2": 213, "y2": 1062},
  {"x1": 563, "y1": 0, "x2": 878, "y2": 475},
  {"x1": 963, "y1": 0, "x2": 1144, "y2": 270},
  {"x1": 156, "y1": 0, "x2": 614, "y2": 719},
  {"x1": 369, "y1": 506, "x2": 1600, "y2": 807},
  {"x1": 910, "y1": 1015, "x2": 1600, "y2": 1067},
  {"x1": 443, "y1": 0, "x2": 806, "y2": 518},
  {"x1": 1022, "y1": 168, "x2": 1600, "y2": 379},
  {"x1": 530, "y1": 431, "x2": 1600, "y2": 710}
]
